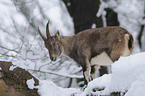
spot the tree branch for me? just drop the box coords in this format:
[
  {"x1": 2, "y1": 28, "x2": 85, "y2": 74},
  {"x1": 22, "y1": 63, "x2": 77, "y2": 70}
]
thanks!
[{"x1": 28, "y1": 69, "x2": 83, "y2": 79}]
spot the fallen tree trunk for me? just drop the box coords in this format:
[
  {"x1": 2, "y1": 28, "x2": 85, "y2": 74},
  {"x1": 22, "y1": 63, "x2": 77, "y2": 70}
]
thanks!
[{"x1": 0, "y1": 61, "x2": 39, "y2": 96}]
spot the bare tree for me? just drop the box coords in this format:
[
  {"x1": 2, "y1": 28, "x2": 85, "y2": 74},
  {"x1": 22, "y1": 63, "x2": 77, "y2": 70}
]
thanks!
[{"x1": 0, "y1": 0, "x2": 81, "y2": 88}]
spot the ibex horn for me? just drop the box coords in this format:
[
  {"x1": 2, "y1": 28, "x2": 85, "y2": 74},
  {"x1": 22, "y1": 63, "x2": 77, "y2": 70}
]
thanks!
[
  {"x1": 38, "y1": 27, "x2": 47, "y2": 41},
  {"x1": 46, "y1": 21, "x2": 51, "y2": 38}
]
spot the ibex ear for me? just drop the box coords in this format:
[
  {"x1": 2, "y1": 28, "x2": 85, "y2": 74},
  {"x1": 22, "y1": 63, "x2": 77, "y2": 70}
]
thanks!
[
  {"x1": 55, "y1": 30, "x2": 61, "y2": 40},
  {"x1": 55, "y1": 30, "x2": 60, "y2": 37}
]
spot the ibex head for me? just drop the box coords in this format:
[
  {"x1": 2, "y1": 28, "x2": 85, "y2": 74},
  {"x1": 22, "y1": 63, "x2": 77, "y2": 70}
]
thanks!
[{"x1": 38, "y1": 22, "x2": 64, "y2": 61}]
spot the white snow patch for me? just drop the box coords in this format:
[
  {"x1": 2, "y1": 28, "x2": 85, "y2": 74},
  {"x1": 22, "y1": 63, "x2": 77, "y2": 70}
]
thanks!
[
  {"x1": 38, "y1": 80, "x2": 81, "y2": 96},
  {"x1": 84, "y1": 74, "x2": 111, "y2": 95},
  {"x1": 125, "y1": 76, "x2": 145, "y2": 96},
  {"x1": 27, "y1": 78, "x2": 36, "y2": 89},
  {"x1": 9, "y1": 65, "x2": 17, "y2": 71},
  {"x1": 91, "y1": 23, "x2": 96, "y2": 28},
  {"x1": 107, "y1": 52, "x2": 145, "y2": 93},
  {"x1": 96, "y1": 0, "x2": 107, "y2": 17},
  {"x1": 38, "y1": 0, "x2": 74, "y2": 36}
]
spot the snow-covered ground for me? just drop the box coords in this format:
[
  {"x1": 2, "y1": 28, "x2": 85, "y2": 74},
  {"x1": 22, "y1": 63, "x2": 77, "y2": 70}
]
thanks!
[
  {"x1": 83, "y1": 52, "x2": 145, "y2": 96},
  {"x1": 29, "y1": 52, "x2": 145, "y2": 96}
]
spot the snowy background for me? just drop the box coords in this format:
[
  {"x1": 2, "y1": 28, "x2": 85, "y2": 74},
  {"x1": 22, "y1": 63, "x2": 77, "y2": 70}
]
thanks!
[{"x1": 0, "y1": 0, "x2": 145, "y2": 96}]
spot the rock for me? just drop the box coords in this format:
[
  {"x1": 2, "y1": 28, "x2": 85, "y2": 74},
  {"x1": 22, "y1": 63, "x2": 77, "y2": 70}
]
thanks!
[{"x1": 0, "y1": 61, "x2": 39, "y2": 96}]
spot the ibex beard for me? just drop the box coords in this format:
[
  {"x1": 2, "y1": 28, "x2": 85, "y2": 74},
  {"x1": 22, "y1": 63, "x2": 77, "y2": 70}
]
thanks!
[{"x1": 38, "y1": 21, "x2": 135, "y2": 88}]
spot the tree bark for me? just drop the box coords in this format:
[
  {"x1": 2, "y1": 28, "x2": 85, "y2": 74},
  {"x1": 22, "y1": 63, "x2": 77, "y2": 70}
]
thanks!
[
  {"x1": 63, "y1": 0, "x2": 103, "y2": 34},
  {"x1": 105, "y1": 8, "x2": 119, "y2": 26}
]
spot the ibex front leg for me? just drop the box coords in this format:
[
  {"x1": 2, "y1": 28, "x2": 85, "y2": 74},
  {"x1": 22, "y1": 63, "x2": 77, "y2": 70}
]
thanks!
[{"x1": 80, "y1": 57, "x2": 91, "y2": 86}]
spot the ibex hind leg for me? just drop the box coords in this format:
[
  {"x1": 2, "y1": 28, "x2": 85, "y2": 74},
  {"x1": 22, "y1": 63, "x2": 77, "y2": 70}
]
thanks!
[
  {"x1": 81, "y1": 57, "x2": 91, "y2": 88},
  {"x1": 90, "y1": 65, "x2": 100, "y2": 80},
  {"x1": 81, "y1": 64, "x2": 91, "y2": 90},
  {"x1": 82, "y1": 63, "x2": 91, "y2": 85}
]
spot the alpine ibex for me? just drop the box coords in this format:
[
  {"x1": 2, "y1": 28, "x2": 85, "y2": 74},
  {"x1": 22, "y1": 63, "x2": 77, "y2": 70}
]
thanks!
[{"x1": 38, "y1": 21, "x2": 134, "y2": 86}]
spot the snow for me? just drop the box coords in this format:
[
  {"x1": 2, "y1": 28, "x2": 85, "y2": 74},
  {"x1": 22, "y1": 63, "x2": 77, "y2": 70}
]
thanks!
[
  {"x1": 27, "y1": 78, "x2": 38, "y2": 89},
  {"x1": 91, "y1": 23, "x2": 96, "y2": 28},
  {"x1": 0, "y1": 1, "x2": 24, "y2": 49},
  {"x1": 38, "y1": 80, "x2": 81, "y2": 96},
  {"x1": 96, "y1": 0, "x2": 107, "y2": 17},
  {"x1": 107, "y1": 52, "x2": 145, "y2": 95},
  {"x1": 25, "y1": 52, "x2": 145, "y2": 96},
  {"x1": 96, "y1": 0, "x2": 107, "y2": 27},
  {"x1": 27, "y1": 52, "x2": 145, "y2": 96},
  {"x1": 83, "y1": 74, "x2": 111, "y2": 95},
  {"x1": 9, "y1": 65, "x2": 18, "y2": 71},
  {"x1": 74, "y1": 52, "x2": 145, "y2": 96},
  {"x1": 37, "y1": 0, "x2": 74, "y2": 36},
  {"x1": 0, "y1": 0, "x2": 76, "y2": 88},
  {"x1": 108, "y1": 53, "x2": 145, "y2": 93},
  {"x1": 125, "y1": 79, "x2": 145, "y2": 96}
]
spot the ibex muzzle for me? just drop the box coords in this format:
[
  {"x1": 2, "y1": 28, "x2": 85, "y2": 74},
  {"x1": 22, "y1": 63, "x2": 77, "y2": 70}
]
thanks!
[{"x1": 38, "y1": 21, "x2": 134, "y2": 87}]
